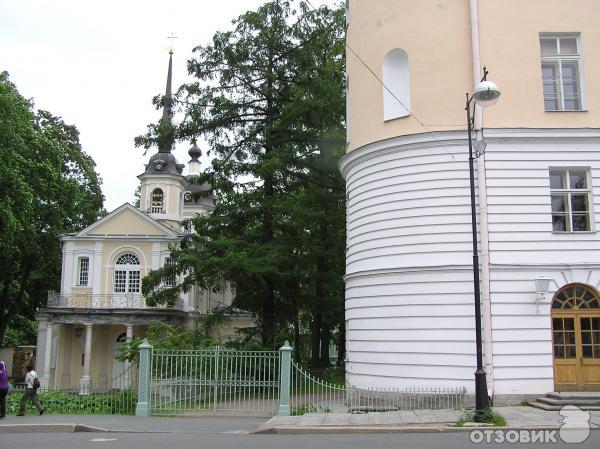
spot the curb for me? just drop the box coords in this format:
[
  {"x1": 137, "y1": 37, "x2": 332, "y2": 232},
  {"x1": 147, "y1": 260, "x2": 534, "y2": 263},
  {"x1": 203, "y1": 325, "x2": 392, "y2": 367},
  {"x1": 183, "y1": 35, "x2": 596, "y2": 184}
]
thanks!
[
  {"x1": 253, "y1": 424, "x2": 587, "y2": 435},
  {"x1": 0, "y1": 423, "x2": 108, "y2": 434}
]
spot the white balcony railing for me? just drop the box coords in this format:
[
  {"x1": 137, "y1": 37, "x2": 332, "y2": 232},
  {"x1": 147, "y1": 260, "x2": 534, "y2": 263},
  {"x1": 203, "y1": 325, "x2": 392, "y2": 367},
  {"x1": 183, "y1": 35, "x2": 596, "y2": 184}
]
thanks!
[{"x1": 47, "y1": 292, "x2": 183, "y2": 310}]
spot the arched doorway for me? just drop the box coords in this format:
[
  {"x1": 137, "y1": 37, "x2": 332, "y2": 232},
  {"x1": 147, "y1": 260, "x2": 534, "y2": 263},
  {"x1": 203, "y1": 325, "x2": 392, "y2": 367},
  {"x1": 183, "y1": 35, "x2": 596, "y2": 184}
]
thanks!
[
  {"x1": 552, "y1": 284, "x2": 600, "y2": 391},
  {"x1": 112, "y1": 332, "x2": 127, "y2": 390}
]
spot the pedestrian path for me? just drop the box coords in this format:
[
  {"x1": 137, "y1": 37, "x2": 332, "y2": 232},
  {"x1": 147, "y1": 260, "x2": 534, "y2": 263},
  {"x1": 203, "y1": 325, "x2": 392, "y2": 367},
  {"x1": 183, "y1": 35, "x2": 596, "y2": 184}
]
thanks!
[
  {"x1": 1, "y1": 406, "x2": 599, "y2": 435},
  {"x1": 258, "y1": 406, "x2": 600, "y2": 433}
]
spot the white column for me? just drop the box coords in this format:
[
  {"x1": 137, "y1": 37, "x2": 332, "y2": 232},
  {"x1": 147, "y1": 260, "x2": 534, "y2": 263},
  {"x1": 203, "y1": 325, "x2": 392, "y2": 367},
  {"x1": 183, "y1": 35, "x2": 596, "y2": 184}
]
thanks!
[
  {"x1": 124, "y1": 324, "x2": 133, "y2": 388},
  {"x1": 63, "y1": 242, "x2": 75, "y2": 294},
  {"x1": 79, "y1": 323, "x2": 93, "y2": 395},
  {"x1": 41, "y1": 322, "x2": 53, "y2": 388},
  {"x1": 92, "y1": 242, "x2": 103, "y2": 295},
  {"x1": 151, "y1": 243, "x2": 161, "y2": 270}
]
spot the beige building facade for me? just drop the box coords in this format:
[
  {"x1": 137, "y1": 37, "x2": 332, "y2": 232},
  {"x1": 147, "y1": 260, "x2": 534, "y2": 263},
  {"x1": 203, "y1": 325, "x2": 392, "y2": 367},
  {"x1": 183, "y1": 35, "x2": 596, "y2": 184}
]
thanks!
[
  {"x1": 343, "y1": 0, "x2": 600, "y2": 403},
  {"x1": 35, "y1": 53, "x2": 254, "y2": 393}
]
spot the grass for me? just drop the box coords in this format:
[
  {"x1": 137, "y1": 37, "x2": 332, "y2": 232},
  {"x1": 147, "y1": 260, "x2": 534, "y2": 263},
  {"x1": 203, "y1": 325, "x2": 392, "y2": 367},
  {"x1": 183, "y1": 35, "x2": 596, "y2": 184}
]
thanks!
[{"x1": 455, "y1": 409, "x2": 507, "y2": 427}]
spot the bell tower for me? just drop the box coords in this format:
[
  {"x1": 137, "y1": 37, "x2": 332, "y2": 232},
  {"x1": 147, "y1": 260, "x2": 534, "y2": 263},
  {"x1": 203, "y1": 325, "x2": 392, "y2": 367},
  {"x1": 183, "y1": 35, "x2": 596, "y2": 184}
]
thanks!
[{"x1": 138, "y1": 50, "x2": 186, "y2": 226}]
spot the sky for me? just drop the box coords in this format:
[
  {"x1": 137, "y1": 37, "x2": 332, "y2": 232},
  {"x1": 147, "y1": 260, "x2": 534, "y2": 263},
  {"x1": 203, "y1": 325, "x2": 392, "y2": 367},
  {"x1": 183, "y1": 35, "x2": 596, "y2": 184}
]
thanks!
[{"x1": 1, "y1": 0, "x2": 334, "y2": 211}]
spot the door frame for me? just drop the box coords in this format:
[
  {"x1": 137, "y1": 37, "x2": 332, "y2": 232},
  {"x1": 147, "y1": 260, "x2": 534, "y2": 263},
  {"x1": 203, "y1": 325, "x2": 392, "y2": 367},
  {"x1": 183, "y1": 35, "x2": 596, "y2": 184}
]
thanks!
[{"x1": 551, "y1": 283, "x2": 600, "y2": 391}]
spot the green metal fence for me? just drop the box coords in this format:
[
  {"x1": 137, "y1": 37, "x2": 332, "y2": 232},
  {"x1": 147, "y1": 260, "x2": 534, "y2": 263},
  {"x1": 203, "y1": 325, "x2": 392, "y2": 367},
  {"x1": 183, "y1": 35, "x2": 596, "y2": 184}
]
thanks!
[
  {"x1": 134, "y1": 340, "x2": 467, "y2": 417},
  {"x1": 149, "y1": 347, "x2": 280, "y2": 416}
]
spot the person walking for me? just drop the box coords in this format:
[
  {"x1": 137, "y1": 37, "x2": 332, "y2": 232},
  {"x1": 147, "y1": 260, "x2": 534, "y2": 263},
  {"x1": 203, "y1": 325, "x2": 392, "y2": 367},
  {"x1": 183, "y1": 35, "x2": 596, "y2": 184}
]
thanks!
[
  {"x1": 0, "y1": 360, "x2": 8, "y2": 419},
  {"x1": 17, "y1": 362, "x2": 43, "y2": 416}
]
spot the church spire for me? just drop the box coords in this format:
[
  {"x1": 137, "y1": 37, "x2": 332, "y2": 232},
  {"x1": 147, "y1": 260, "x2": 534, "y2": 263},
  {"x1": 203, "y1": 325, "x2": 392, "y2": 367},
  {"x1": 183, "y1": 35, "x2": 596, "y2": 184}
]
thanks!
[{"x1": 158, "y1": 50, "x2": 174, "y2": 153}]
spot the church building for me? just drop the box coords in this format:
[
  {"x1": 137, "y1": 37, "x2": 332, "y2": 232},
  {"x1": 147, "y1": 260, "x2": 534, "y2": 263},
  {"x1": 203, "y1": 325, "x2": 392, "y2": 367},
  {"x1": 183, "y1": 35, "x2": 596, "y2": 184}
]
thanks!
[{"x1": 34, "y1": 52, "x2": 253, "y2": 393}]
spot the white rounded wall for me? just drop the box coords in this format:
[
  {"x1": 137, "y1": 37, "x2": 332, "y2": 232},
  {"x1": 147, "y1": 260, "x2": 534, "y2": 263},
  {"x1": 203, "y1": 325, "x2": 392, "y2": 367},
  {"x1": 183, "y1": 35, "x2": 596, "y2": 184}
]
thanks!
[{"x1": 341, "y1": 132, "x2": 478, "y2": 392}]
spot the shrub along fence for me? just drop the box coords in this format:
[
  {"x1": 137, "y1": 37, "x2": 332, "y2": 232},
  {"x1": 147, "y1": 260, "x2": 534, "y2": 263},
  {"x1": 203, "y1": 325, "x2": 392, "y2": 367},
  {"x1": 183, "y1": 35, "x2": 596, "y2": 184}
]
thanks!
[{"x1": 8, "y1": 365, "x2": 138, "y2": 416}]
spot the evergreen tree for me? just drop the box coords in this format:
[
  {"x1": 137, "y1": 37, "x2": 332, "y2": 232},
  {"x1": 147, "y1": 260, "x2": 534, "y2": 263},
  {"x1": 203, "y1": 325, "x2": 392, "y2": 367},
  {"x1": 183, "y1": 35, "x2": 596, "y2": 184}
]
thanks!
[{"x1": 139, "y1": 0, "x2": 345, "y2": 351}]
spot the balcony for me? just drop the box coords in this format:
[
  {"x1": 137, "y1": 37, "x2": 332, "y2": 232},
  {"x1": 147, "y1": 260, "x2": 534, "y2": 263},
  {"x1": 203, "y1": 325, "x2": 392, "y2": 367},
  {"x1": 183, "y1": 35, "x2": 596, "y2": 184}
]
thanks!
[
  {"x1": 47, "y1": 292, "x2": 183, "y2": 310},
  {"x1": 148, "y1": 207, "x2": 165, "y2": 214}
]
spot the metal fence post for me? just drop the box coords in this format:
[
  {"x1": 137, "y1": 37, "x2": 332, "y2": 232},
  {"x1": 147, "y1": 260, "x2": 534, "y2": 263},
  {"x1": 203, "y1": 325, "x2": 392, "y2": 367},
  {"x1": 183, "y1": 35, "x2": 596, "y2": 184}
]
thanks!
[
  {"x1": 213, "y1": 346, "x2": 220, "y2": 413},
  {"x1": 278, "y1": 341, "x2": 292, "y2": 416},
  {"x1": 135, "y1": 339, "x2": 153, "y2": 416}
]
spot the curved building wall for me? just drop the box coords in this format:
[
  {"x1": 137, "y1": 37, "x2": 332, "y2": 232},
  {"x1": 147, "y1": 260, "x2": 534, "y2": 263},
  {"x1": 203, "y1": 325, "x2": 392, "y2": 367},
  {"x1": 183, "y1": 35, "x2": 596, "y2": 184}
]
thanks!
[
  {"x1": 341, "y1": 129, "x2": 600, "y2": 396},
  {"x1": 342, "y1": 132, "x2": 477, "y2": 390}
]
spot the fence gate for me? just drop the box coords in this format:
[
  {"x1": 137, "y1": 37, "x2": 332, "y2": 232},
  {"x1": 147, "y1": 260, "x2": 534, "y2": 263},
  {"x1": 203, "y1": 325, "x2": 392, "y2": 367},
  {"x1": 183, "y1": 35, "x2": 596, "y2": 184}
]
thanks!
[{"x1": 150, "y1": 348, "x2": 280, "y2": 416}]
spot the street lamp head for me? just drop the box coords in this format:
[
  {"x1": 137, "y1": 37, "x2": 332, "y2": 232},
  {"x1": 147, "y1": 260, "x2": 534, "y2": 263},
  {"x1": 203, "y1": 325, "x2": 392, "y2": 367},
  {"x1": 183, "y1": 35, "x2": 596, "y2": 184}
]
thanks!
[{"x1": 473, "y1": 80, "x2": 501, "y2": 107}]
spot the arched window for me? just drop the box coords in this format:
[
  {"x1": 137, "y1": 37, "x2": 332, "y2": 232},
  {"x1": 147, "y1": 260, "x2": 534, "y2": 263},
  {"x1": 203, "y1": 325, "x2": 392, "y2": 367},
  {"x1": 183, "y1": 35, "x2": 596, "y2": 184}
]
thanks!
[
  {"x1": 151, "y1": 188, "x2": 164, "y2": 213},
  {"x1": 383, "y1": 48, "x2": 411, "y2": 121},
  {"x1": 114, "y1": 253, "x2": 141, "y2": 294},
  {"x1": 552, "y1": 284, "x2": 600, "y2": 310}
]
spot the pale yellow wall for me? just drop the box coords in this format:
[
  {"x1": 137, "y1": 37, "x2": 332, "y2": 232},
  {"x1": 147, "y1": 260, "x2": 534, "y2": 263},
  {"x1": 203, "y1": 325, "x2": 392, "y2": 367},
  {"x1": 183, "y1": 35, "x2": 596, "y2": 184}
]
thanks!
[
  {"x1": 347, "y1": 0, "x2": 472, "y2": 151},
  {"x1": 100, "y1": 242, "x2": 154, "y2": 295},
  {"x1": 55, "y1": 324, "x2": 145, "y2": 389},
  {"x1": 478, "y1": 0, "x2": 600, "y2": 129},
  {"x1": 347, "y1": 0, "x2": 600, "y2": 152},
  {"x1": 214, "y1": 317, "x2": 256, "y2": 342},
  {"x1": 87, "y1": 209, "x2": 168, "y2": 236}
]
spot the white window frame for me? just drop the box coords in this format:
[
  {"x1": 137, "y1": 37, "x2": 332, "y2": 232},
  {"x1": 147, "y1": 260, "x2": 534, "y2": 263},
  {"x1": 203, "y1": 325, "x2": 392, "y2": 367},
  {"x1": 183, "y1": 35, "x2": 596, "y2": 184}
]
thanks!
[
  {"x1": 113, "y1": 253, "x2": 141, "y2": 294},
  {"x1": 164, "y1": 257, "x2": 176, "y2": 287},
  {"x1": 540, "y1": 33, "x2": 586, "y2": 111},
  {"x1": 550, "y1": 168, "x2": 594, "y2": 233},
  {"x1": 77, "y1": 256, "x2": 90, "y2": 286}
]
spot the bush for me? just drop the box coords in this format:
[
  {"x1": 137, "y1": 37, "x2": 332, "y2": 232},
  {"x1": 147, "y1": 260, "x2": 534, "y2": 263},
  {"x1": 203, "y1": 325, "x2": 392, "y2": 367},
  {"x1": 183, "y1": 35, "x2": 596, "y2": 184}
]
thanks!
[
  {"x1": 456, "y1": 409, "x2": 507, "y2": 427},
  {"x1": 7, "y1": 389, "x2": 138, "y2": 415}
]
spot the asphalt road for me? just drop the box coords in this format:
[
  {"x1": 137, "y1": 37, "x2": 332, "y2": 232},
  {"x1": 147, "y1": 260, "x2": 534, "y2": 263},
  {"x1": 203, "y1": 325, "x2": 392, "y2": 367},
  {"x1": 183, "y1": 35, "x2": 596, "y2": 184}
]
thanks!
[{"x1": 2, "y1": 431, "x2": 599, "y2": 449}]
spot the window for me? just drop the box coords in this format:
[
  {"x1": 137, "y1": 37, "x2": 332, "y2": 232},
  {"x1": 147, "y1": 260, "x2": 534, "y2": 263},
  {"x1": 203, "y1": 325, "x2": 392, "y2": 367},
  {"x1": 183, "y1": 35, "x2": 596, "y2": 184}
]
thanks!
[
  {"x1": 151, "y1": 188, "x2": 164, "y2": 213},
  {"x1": 383, "y1": 48, "x2": 410, "y2": 120},
  {"x1": 114, "y1": 253, "x2": 141, "y2": 294},
  {"x1": 550, "y1": 169, "x2": 591, "y2": 232},
  {"x1": 77, "y1": 257, "x2": 89, "y2": 286},
  {"x1": 540, "y1": 34, "x2": 583, "y2": 111},
  {"x1": 164, "y1": 257, "x2": 176, "y2": 287}
]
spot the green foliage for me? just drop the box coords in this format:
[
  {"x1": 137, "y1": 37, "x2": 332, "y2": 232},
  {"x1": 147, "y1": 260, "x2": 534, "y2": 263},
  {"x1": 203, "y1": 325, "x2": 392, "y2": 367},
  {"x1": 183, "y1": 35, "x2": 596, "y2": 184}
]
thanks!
[
  {"x1": 137, "y1": 0, "x2": 346, "y2": 354},
  {"x1": 3, "y1": 315, "x2": 38, "y2": 346},
  {"x1": 456, "y1": 409, "x2": 507, "y2": 427},
  {"x1": 292, "y1": 402, "x2": 331, "y2": 415},
  {"x1": 116, "y1": 321, "x2": 219, "y2": 363},
  {"x1": 7, "y1": 389, "x2": 137, "y2": 415},
  {"x1": 133, "y1": 184, "x2": 141, "y2": 208},
  {"x1": 0, "y1": 72, "x2": 104, "y2": 345}
]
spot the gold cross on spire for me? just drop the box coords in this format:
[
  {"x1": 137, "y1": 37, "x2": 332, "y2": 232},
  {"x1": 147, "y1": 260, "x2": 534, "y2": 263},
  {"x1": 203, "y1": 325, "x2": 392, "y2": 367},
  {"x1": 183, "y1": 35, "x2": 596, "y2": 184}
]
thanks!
[{"x1": 167, "y1": 33, "x2": 178, "y2": 54}]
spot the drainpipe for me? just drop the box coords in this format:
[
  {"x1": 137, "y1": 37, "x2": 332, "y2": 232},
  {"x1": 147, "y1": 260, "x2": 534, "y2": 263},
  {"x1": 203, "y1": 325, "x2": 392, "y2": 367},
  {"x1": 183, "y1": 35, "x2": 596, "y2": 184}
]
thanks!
[{"x1": 469, "y1": 0, "x2": 494, "y2": 399}]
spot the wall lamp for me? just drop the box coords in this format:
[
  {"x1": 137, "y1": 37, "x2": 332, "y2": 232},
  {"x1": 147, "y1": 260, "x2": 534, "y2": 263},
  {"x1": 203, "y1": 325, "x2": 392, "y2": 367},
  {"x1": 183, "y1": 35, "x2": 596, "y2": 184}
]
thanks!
[{"x1": 534, "y1": 276, "x2": 552, "y2": 304}]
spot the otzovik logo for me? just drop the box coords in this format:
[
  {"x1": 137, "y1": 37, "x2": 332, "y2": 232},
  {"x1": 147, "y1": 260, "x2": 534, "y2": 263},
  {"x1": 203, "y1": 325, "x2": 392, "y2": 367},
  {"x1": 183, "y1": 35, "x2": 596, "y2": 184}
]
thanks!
[{"x1": 469, "y1": 405, "x2": 592, "y2": 444}]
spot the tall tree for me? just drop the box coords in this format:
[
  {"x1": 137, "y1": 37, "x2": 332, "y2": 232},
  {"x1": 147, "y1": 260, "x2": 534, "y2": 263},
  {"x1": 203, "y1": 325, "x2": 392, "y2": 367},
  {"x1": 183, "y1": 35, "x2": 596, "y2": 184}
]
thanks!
[
  {"x1": 0, "y1": 72, "x2": 104, "y2": 345},
  {"x1": 139, "y1": 0, "x2": 345, "y2": 350}
]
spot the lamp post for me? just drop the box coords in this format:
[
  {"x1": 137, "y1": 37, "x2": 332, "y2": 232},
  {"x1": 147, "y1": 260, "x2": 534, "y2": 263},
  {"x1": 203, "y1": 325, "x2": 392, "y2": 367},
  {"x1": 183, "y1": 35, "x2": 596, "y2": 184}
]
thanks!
[{"x1": 465, "y1": 67, "x2": 501, "y2": 421}]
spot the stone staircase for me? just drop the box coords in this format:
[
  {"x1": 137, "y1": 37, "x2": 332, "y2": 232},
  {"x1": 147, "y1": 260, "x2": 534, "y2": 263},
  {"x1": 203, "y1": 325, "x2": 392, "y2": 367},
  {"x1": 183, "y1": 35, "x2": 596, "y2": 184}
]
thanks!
[{"x1": 530, "y1": 392, "x2": 600, "y2": 411}]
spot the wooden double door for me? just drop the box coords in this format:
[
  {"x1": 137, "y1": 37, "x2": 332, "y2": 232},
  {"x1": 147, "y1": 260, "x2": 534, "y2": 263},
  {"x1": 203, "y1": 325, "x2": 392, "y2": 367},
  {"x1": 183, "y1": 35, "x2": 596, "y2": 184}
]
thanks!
[{"x1": 552, "y1": 284, "x2": 600, "y2": 391}]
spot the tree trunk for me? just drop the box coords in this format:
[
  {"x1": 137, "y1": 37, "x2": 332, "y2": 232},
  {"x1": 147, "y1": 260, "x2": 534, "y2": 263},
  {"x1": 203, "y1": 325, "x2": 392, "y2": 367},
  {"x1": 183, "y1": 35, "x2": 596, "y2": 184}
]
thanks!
[
  {"x1": 336, "y1": 316, "x2": 346, "y2": 367},
  {"x1": 320, "y1": 323, "x2": 330, "y2": 369},
  {"x1": 293, "y1": 307, "x2": 301, "y2": 363},
  {"x1": 310, "y1": 308, "x2": 321, "y2": 369}
]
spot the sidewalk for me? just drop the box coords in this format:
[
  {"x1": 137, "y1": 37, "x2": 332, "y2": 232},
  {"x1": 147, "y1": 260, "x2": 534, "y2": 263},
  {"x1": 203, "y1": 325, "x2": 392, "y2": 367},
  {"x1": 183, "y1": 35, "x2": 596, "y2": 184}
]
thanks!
[
  {"x1": 256, "y1": 406, "x2": 600, "y2": 434},
  {"x1": 1, "y1": 406, "x2": 599, "y2": 435}
]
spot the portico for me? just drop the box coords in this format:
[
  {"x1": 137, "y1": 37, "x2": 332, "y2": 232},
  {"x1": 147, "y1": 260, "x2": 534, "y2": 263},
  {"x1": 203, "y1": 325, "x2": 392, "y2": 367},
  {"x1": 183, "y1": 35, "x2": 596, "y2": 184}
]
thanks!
[{"x1": 36, "y1": 306, "x2": 186, "y2": 393}]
